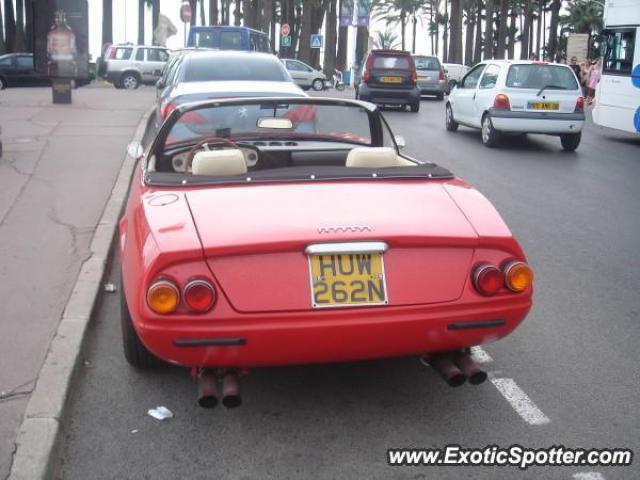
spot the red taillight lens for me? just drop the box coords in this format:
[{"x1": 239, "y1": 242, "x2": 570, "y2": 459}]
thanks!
[
  {"x1": 493, "y1": 94, "x2": 511, "y2": 110},
  {"x1": 363, "y1": 69, "x2": 371, "y2": 82},
  {"x1": 411, "y1": 68, "x2": 417, "y2": 84},
  {"x1": 472, "y1": 264, "x2": 503, "y2": 296},
  {"x1": 439, "y1": 68, "x2": 446, "y2": 81},
  {"x1": 574, "y1": 96, "x2": 584, "y2": 113},
  {"x1": 161, "y1": 101, "x2": 178, "y2": 120},
  {"x1": 183, "y1": 279, "x2": 216, "y2": 313}
]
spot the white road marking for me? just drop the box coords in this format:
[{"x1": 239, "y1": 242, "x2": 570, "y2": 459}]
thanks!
[
  {"x1": 470, "y1": 346, "x2": 493, "y2": 364},
  {"x1": 491, "y1": 377, "x2": 551, "y2": 425},
  {"x1": 573, "y1": 473, "x2": 605, "y2": 480}
]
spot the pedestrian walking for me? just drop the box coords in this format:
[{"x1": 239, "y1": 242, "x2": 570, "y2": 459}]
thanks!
[{"x1": 587, "y1": 58, "x2": 602, "y2": 105}]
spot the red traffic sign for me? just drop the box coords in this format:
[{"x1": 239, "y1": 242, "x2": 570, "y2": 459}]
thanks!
[
  {"x1": 281, "y1": 23, "x2": 290, "y2": 37},
  {"x1": 180, "y1": 1, "x2": 192, "y2": 23}
]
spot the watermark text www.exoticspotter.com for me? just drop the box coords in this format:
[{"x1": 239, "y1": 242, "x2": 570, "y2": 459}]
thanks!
[{"x1": 387, "y1": 445, "x2": 633, "y2": 470}]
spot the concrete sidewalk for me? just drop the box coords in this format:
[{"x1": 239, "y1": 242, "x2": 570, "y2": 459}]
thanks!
[{"x1": 0, "y1": 84, "x2": 155, "y2": 478}]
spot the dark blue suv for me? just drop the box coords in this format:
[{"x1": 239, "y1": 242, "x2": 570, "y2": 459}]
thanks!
[{"x1": 187, "y1": 26, "x2": 271, "y2": 52}]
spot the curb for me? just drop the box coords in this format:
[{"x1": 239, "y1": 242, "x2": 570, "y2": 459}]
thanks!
[{"x1": 8, "y1": 107, "x2": 154, "y2": 480}]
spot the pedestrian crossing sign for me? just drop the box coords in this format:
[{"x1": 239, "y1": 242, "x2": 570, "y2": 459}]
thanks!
[{"x1": 311, "y1": 34, "x2": 323, "y2": 49}]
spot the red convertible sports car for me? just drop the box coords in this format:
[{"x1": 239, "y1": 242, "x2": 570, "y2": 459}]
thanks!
[{"x1": 119, "y1": 97, "x2": 533, "y2": 408}]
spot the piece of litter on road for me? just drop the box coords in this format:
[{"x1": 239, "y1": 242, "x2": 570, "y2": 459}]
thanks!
[
  {"x1": 130, "y1": 429, "x2": 139, "y2": 434},
  {"x1": 147, "y1": 406, "x2": 174, "y2": 421},
  {"x1": 104, "y1": 282, "x2": 117, "y2": 293}
]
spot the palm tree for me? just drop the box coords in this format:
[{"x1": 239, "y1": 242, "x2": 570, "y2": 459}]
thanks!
[
  {"x1": 547, "y1": 0, "x2": 561, "y2": 60},
  {"x1": 374, "y1": 0, "x2": 423, "y2": 52},
  {"x1": 0, "y1": 3, "x2": 5, "y2": 54},
  {"x1": 566, "y1": 0, "x2": 603, "y2": 56},
  {"x1": 138, "y1": 0, "x2": 146, "y2": 45},
  {"x1": 375, "y1": 29, "x2": 400, "y2": 49},
  {"x1": 484, "y1": 0, "x2": 494, "y2": 59},
  {"x1": 210, "y1": 0, "x2": 219, "y2": 24},
  {"x1": 102, "y1": 0, "x2": 112, "y2": 48},
  {"x1": 520, "y1": 0, "x2": 532, "y2": 59},
  {"x1": 15, "y1": 0, "x2": 25, "y2": 51},
  {"x1": 473, "y1": 0, "x2": 483, "y2": 62},
  {"x1": 495, "y1": 0, "x2": 508, "y2": 59},
  {"x1": 449, "y1": 0, "x2": 463, "y2": 63},
  {"x1": 324, "y1": 0, "x2": 338, "y2": 75},
  {"x1": 463, "y1": 0, "x2": 476, "y2": 65},
  {"x1": 4, "y1": 0, "x2": 16, "y2": 52}
]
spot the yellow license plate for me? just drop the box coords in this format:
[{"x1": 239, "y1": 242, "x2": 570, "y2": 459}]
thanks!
[
  {"x1": 380, "y1": 76, "x2": 402, "y2": 84},
  {"x1": 528, "y1": 101, "x2": 559, "y2": 111},
  {"x1": 309, "y1": 253, "x2": 388, "y2": 308}
]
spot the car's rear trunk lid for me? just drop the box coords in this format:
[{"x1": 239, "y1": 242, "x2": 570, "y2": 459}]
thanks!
[{"x1": 186, "y1": 181, "x2": 478, "y2": 312}]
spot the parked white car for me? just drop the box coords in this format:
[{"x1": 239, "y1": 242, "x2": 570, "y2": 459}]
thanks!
[
  {"x1": 442, "y1": 62, "x2": 469, "y2": 92},
  {"x1": 446, "y1": 60, "x2": 585, "y2": 151},
  {"x1": 281, "y1": 59, "x2": 327, "y2": 91}
]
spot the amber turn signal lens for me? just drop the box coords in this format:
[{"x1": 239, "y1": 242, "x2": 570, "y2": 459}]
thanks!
[
  {"x1": 147, "y1": 280, "x2": 180, "y2": 314},
  {"x1": 183, "y1": 280, "x2": 216, "y2": 313},
  {"x1": 504, "y1": 261, "x2": 534, "y2": 292},
  {"x1": 472, "y1": 264, "x2": 503, "y2": 296}
]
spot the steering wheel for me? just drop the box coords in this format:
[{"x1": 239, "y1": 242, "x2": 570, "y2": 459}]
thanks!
[{"x1": 185, "y1": 137, "x2": 240, "y2": 173}]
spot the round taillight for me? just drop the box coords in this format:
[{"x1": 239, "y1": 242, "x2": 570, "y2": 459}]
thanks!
[
  {"x1": 147, "y1": 280, "x2": 180, "y2": 314},
  {"x1": 183, "y1": 280, "x2": 216, "y2": 313},
  {"x1": 472, "y1": 264, "x2": 503, "y2": 296},
  {"x1": 504, "y1": 261, "x2": 534, "y2": 292}
]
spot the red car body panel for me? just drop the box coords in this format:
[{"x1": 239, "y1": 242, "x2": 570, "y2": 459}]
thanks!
[{"x1": 120, "y1": 162, "x2": 532, "y2": 369}]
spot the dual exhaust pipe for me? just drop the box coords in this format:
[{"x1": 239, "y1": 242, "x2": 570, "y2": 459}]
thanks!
[
  {"x1": 197, "y1": 369, "x2": 242, "y2": 408},
  {"x1": 423, "y1": 350, "x2": 488, "y2": 387}
]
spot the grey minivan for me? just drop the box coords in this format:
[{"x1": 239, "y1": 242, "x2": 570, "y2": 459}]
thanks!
[{"x1": 413, "y1": 55, "x2": 446, "y2": 100}]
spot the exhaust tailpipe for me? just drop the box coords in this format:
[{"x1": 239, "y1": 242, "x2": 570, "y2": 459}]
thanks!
[
  {"x1": 221, "y1": 372, "x2": 242, "y2": 408},
  {"x1": 454, "y1": 352, "x2": 488, "y2": 385},
  {"x1": 197, "y1": 369, "x2": 219, "y2": 408},
  {"x1": 425, "y1": 355, "x2": 467, "y2": 387}
]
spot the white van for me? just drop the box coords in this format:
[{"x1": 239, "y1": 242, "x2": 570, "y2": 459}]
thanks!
[{"x1": 592, "y1": 0, "x2": 640, "y2": 135}]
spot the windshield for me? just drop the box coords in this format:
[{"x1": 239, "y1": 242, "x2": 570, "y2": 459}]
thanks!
[
  {"x1": 506, "y1": 64, "x2": 579, "y2": 90},
  {"x1": 183, "y1": 55, "x2": 289, "y2": 82},
  {"x1": 414, "y1": 57, "x2": 440, "y2": 70},
  {"x1": 164, "y1": 101, "x2": 373, "y2": 147}
]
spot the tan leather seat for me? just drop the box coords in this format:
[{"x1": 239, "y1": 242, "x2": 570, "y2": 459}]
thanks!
[
  {"x1": 191, "y1": 149, "x2": 247, "y2": 176},
  {"x1": 345, "y1": 147, "x2": 400, "y2": 168}
]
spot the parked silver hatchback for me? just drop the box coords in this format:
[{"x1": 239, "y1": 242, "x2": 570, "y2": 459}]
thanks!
[
  {"x1": 281, "y1": 59, "x2": 327, "y2": 91},
  {"x1": 413, "y1": 55, "x2": 446, "y2": 100}
]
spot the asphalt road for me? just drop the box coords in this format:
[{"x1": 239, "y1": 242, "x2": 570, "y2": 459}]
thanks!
[{"x1": 60, "y1": 92, "x2": 639, "y2": 480}]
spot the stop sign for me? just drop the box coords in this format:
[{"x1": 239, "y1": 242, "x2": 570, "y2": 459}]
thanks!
[
  {"x1": 281, "y1": 23, "x2": 290, "y2": 37},
  {"x1": 180, "y1": 1, "x2": 192, "y2": 23}
]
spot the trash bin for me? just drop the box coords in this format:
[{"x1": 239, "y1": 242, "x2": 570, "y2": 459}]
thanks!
[{"x1": 342, "y1": 69, "x2": 351, "y2": 86}]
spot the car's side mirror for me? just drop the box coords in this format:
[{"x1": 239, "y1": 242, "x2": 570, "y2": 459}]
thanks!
[
  {"x1": 156, "y1": 79, "x2": 165, "y2": 90},
  {"x1": 394, "y1": 135, "x2": 406, "y2": 150},
  {"x1": 127, "y1": 141, "x2": 144, "y2": 160}
]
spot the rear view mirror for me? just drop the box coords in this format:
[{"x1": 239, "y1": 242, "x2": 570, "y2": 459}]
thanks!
[
  {"x1": 257, "y1": 117, "x2": 293, "y2": 129},
  {"x1": 394, "y1": 135, "x2": 406, "y2": 150},
  {"x1": 156, "y1": 79, "x2": 165, "y2": 90},
  {"x1": 127, "y1": 141, "x2": 144, "y2": 160}
]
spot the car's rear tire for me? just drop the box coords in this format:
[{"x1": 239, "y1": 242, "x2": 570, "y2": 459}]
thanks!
[
  {"x1": 410, "y1": 101, "x2": 420, "y2": 113},
  {"x1": 481, "y1": 114, "x2": 500, "y2": 147},
  {"x1": 312, "y1": 78, "x2": 324, "y2": 91},
  {"x1": 121, "y1": 280, "x2": 162, "y2": 369},
  {"x1": 121, "y1": 73, "x2": 140, "y2": 90},
  {"x1": 445, "y1": 103, "x2": 458, "y2": 132},
  {"x1": 0, "y1": 77, "x2": 6, "y2": 90},
  {"x1": 560, "y1": 133, "x2": 581, "y2": 152}
]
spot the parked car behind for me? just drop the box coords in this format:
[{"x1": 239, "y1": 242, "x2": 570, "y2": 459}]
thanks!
[
  {"x1": 413, "y1": 55, "x2": 446, "y2": 100},
  {"x1": 100, "y1": 44, "x2": 170, "y2": 89},
  {"x1": 442, "y1": 63, "x2": 470, "y2": 93},
  {"x1": 155, "y1": 50, "x2": 303, "y2": 128},
  {"x1": 446, "y1": 60, "x2": 585, "y2": 150},
  {"x1": 281, "y1": 59, "x2": 326, "y2": 91},
  {"x1": 0, "y1": 53, "x2": 89, "y2": 89},
  {"x1": 187, "y1": 26, "x2": 271, "y2": 52},
  {"x1": 356, "y1": 49, "x2": 421, "y2": 112}
]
